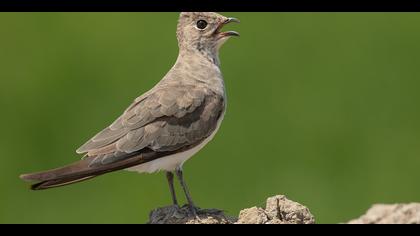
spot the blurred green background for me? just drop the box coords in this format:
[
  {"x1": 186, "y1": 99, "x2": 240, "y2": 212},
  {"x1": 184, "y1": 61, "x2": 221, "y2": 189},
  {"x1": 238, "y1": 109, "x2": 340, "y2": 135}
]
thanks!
[{"x1": 1, "y1": 12, "x2": 420, "y2": 224}]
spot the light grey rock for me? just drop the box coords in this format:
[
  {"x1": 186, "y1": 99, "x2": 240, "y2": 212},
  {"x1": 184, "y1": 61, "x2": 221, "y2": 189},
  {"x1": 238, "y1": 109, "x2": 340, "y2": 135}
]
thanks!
[
  {"x1": 236, "y1": 195, "x2": 315, "y2": 224},
  {"x1": 348, "y1": 203, "x2": 420, "y2": 224}
]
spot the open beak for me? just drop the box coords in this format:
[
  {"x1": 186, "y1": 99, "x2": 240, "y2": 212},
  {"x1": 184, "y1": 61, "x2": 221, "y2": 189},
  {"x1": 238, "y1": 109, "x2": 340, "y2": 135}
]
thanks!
[{"x1": 217, "y1": 17, "x2": 240, "y2": 37}]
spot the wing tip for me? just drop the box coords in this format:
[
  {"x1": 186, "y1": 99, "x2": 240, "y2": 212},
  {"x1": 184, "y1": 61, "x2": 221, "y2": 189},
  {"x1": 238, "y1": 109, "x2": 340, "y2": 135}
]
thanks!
[{"x1": 75, "y1": 148, "x2": 85, "y2": 154}]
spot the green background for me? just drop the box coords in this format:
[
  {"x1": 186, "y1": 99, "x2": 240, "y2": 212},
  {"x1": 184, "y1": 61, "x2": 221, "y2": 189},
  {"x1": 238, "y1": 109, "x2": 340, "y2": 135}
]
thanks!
[{"x1": 1, "y1": 13, "x2": 420, "y2": 224}]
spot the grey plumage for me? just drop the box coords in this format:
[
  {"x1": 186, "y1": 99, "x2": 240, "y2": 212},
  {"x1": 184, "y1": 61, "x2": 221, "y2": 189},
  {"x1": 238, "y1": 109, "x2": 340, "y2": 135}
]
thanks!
[
  {"x1": 77, "y1": 85, "x2": 224, "y2": 159},
  {"x1": 82, "y1": 87, "x2": 225, "y2": 167},
  {"x1": 20, "y1": 12, "x2": 239, "y2": 199}
]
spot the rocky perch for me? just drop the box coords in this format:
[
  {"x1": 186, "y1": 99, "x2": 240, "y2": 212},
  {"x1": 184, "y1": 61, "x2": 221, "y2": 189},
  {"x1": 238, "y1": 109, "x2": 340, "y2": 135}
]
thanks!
[
  {"x1": 148, "y1": 194, "x2": 420, "y2": 224},
  {"x1": 148, "y1": 195, "x2": 315, "y2": 224}
]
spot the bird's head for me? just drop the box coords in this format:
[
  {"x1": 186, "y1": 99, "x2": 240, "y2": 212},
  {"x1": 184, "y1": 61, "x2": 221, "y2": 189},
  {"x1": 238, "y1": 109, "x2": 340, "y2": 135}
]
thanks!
[{"x1": 176, "y1": 12, "x2": 240, "y2": 54}]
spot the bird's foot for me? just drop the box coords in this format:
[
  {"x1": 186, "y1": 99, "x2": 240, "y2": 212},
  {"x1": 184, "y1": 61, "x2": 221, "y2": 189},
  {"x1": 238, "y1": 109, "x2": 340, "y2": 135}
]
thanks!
[{"x1": 184, "y1": 204, "x2": 201, "y2": 220}]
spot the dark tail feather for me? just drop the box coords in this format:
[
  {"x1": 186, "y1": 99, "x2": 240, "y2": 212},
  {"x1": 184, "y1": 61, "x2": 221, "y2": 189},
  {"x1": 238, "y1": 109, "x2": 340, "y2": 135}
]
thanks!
[
  {"x1": 20, "y1": 156, "x2": 101, "y2": 190},
  {"x1": 29, "y1": 176, "x2": 96, "y2": 190},
  {"x1": 20, "y1": 150, "x2": 166, "y2": 190}
]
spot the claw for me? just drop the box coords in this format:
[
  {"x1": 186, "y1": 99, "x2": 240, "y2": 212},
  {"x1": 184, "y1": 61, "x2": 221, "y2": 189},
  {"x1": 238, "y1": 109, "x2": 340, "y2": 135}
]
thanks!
[{"x1": 188, "y1": 204, "x2": 201, "y2": 220}]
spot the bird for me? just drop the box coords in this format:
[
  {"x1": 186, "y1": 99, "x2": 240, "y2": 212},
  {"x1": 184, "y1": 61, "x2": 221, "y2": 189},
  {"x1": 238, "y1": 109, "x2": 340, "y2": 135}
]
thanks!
[{"x1": 20, "y1": 12, "x2": 239, "y2": 216}]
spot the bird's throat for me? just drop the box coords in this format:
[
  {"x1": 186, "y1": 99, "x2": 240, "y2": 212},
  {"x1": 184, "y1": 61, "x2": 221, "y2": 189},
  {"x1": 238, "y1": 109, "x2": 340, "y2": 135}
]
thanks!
[{"x1": 179, "y1": 45, "x2": 221, "y2": 67}]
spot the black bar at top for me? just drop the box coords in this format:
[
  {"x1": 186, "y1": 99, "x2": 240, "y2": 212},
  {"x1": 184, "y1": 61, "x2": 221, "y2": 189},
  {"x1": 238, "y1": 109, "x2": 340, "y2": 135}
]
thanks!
[{"x1": 1, "y1": 0, "x2": 420, "y2": 12}]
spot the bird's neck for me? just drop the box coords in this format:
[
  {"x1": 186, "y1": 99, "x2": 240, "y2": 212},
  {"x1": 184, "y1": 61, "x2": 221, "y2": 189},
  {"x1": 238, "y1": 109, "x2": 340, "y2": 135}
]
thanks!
[
  {"x1": 173, "y1": 49, "x2": 223, "y2": 79},
  {"x1": 165, "y1": 48, "x2": 225, "y2": 96},
  {"x1": 178, "y1": 47, "x2": 221, "y2": 67}
]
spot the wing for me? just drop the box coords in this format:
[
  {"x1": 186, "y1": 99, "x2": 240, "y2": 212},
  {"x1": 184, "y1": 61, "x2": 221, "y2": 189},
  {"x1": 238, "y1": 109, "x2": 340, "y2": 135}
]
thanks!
[{"x1": 76, "y1": 84, "x2": 224, "y2": 167}]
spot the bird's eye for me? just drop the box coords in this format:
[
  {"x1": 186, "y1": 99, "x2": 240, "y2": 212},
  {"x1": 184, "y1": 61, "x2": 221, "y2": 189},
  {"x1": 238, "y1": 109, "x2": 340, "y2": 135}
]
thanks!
[{"x1": 196, "y1": 20, "x2": 208, "y2": 30}]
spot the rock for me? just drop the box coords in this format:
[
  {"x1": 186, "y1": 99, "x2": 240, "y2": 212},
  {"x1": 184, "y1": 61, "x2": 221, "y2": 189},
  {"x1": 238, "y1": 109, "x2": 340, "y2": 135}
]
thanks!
[
  {"x1": 148, "y1": 195, "x2": 315, "y2": 224},
  {"x1": 236, "y1": 195, "x2": 315, "y2": 224},
  {"x1": 148, "y1": 204, "x2": 237, "y2": 224},
  {"x1": 348, "y1": 203, "x2": 420, "y2": 224},
  {"x1": 236, "y1": 207, "x2": 269, "y2": 224},
  {"x1": 148, "y1": 195, "x2": 420, "y2": 224}
]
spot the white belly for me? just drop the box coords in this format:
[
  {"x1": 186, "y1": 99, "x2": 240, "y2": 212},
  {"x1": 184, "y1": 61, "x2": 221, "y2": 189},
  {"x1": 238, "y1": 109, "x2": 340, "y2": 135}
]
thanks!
[{"x1": 125, "y1": 112, "x2": 224, "y2": 173}]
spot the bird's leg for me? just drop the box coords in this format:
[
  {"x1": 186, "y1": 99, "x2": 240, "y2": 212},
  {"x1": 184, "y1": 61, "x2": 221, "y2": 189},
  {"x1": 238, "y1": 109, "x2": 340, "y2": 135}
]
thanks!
[
  {"x1": 175, "y1": 167, "x2": 199, "y2": 217},
  {"x1": 166, "y1": 171, "x2": 178, "y2": 207}
]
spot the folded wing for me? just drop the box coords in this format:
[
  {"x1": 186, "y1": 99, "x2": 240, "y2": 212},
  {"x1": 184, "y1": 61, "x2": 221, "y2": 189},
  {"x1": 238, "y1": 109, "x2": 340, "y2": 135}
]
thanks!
[{"x1": 77, "y1": 84, "x2": 224, "y2": 168}]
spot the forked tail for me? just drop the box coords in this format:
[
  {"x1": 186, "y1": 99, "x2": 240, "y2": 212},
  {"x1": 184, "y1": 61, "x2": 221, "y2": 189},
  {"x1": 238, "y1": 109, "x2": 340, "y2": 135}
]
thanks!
[{"x1": 20, "y1": 151, "x2": 159, "y2": 190}]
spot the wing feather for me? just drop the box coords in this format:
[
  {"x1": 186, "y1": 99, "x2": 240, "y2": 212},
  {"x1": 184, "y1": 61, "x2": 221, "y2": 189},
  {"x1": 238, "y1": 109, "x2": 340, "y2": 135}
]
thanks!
[{"x1": 76, "y1": 84, "x2": 224, "y2": 167}]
